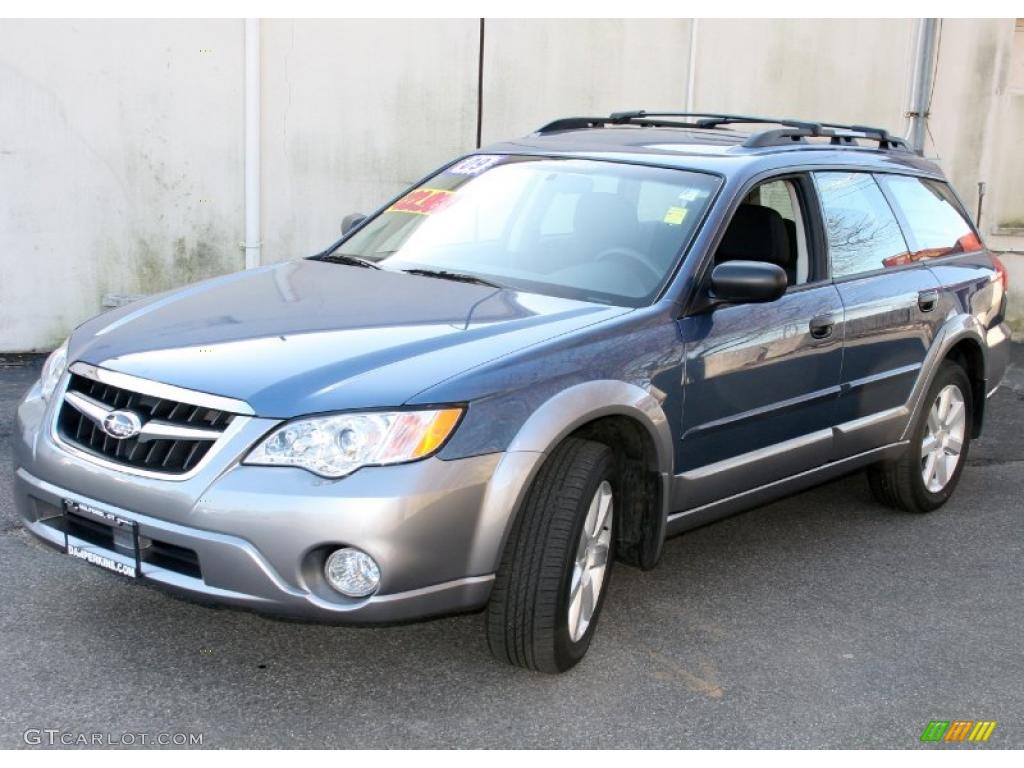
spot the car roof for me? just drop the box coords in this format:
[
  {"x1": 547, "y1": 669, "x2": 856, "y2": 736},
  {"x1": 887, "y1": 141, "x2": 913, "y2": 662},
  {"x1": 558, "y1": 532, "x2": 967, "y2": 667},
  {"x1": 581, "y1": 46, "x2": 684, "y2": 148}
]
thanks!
[{"x1": 482, "y1": 124, "x2": 945, "y2": 180}]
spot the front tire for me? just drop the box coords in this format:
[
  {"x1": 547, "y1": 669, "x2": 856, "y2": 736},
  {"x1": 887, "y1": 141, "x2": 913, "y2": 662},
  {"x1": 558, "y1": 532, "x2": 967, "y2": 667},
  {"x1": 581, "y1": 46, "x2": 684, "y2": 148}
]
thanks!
[
  {"x1": 868, "y1": 361, "x2": 972, "y2": 513},
  {"x1": 486, "y1": 438, "x2": 616, "y2": 673}
]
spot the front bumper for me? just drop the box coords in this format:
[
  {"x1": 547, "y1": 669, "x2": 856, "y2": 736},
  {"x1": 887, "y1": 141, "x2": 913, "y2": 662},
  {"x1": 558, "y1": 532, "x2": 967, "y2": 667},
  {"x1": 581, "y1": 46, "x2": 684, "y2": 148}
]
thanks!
[{"x1": 14, "y1": 378, "x2": 540, "y2": 622}]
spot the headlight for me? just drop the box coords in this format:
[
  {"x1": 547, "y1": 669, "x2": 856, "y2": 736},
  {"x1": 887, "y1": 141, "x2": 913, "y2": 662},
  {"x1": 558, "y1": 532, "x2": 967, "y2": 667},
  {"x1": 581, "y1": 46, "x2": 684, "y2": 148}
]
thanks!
[
  {"x1": 245, "y1": 408, "x2": 463, "y2": 478},
  {"x1": 39, "y1": 337, "x2": 69, "y2": 401}
]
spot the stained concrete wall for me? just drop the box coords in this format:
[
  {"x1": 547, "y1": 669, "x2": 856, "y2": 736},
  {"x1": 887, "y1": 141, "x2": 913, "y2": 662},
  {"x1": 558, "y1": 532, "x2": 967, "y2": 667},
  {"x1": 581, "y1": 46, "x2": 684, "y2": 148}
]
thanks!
[
  {"x1": 1, "y1": 18, "x2": 1021, "y2": 351},
  {"x1": 925, "y1": 19, "x2": 1014, "y2": 235},
  {"x1": 691, "y1": 19, "x2": 917, "y2": 132},
  {"x1": 0, "y1": 20, "x2": 245, "y2": 350},
  {"x1": 480, "y1": 19, "x2": 693, "y2": 144},
  {"x1": 260, "y1": 20, "x2": 479, "y2": 262}
]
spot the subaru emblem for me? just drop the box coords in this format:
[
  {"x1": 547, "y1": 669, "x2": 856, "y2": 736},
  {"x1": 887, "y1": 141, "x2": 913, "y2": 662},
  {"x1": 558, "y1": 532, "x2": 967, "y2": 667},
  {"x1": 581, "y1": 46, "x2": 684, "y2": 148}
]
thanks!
[{"x1": 102, "y1": 410, "x2": 143, "y2": 440}]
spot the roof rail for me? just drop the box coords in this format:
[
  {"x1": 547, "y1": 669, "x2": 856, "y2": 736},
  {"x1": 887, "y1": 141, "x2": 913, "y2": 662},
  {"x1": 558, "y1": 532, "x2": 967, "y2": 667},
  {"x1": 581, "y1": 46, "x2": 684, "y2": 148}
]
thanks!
[{"x1": 534, "y1": 111, "x2": 912, "y2": 152}]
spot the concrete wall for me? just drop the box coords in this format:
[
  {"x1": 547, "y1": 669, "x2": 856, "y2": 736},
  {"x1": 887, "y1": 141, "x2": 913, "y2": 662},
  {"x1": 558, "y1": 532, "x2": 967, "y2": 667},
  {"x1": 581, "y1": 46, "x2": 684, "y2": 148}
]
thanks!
[
  {"x1": 691, "y1": 19, "x2": 917, "y2": 131},
  {"x1": 926, "y1": 19, "x2": 1013, "y2": 237},
  {"x1": 260, "y1": 20, "x2": 479, "y2": 262},
  {"x1": 985, "y1": 19, "x2": 1024, "y2": 238},
  {"x1": 0, "y1": 20, "x2": 244, "y2": 350},
  {"x1": 1, "y1": 18, "x2": 1022, "y2": 351},
  {"x1": 480, "y1": 19, "x2": 693, "y2": 143}
]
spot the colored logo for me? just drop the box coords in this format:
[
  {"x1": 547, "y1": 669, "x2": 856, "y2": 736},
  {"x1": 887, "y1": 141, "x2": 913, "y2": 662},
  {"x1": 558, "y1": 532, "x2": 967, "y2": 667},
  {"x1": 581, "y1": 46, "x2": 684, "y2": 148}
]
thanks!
[{"x1": 920, "y1": 720, "x2": 997, "y2": 743}]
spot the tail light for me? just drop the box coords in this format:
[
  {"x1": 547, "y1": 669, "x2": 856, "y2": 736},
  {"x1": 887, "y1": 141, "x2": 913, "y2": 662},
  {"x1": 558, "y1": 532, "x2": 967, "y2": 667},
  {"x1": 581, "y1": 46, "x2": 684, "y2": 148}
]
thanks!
[{"x1": 992, "y1": 254, "x2": 1009, "y2": 292}]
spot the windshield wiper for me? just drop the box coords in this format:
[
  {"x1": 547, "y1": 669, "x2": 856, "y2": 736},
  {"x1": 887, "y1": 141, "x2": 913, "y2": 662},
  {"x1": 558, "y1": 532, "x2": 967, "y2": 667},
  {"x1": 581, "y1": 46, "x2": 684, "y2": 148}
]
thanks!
[
  {"x1": 401, "y1": 268, "x2": 503, "y2": 289},
  {"x1": 310, "y1": 253, "x2": 381, "y2": 269}
]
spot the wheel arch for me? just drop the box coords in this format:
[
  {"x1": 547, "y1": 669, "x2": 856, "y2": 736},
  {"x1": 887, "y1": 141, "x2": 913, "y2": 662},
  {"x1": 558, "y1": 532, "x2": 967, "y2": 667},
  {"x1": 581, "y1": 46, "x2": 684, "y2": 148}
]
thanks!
[
  {"x1": 944, "y1": 336, "x2": 986, "y2": 438},
  {"x1": 904, "y1": 314, "x2": 988, "y2": 442},
  {"x1": 475, "y1": 380, "x2": 673, "y2": 577}
]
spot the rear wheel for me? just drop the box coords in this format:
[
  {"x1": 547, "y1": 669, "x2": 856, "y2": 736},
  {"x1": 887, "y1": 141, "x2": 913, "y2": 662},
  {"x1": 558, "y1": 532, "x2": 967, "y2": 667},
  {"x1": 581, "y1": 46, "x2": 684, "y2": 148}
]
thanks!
[
  {"x1": 486, "y1": 438, "x2": 616, "y2": 673},
  {"x1": 868, "y1": 361, "x2": 972, "y2": 513}
]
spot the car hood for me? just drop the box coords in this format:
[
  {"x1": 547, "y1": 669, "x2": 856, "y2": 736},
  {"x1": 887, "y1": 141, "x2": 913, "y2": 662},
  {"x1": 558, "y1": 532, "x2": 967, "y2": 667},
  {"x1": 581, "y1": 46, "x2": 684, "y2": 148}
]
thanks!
[{"x1": 70, "y1": 259, "x2": 630, "y2": 417}]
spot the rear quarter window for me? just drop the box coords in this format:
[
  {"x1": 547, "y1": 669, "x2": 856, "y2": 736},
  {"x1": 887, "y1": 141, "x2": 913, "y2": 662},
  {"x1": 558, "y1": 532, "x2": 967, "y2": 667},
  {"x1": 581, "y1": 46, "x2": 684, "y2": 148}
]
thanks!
[{"x1": 877, "y1": 175, "x2": 984, "y2": 264}]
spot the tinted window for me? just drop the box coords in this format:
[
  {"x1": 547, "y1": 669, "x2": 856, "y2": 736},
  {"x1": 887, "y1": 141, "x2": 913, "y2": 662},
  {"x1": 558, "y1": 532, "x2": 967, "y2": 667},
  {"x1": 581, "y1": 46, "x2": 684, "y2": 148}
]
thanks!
[
  {"x1": 815, "y1": 171, "x2": 909, "y2": 278},
  {"x1": 336, "y1": 156, "x2": 719, "y2": 307},
  {"x1": 716, "y1": 178, "x2": 812, "y2": 286},
  {"x1": 878, "y1": 175, "x2": 983, "y2": 264},
  {"x1": 747, "y1": 179, "x2": 811, "y2": 285}
]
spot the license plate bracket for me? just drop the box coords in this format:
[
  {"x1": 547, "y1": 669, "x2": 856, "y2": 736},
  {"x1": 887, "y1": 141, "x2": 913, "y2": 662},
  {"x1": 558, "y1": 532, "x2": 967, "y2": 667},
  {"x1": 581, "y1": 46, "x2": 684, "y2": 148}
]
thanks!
[{"x1": 62, "y1": 499, "x2": 140, "y2": 579}]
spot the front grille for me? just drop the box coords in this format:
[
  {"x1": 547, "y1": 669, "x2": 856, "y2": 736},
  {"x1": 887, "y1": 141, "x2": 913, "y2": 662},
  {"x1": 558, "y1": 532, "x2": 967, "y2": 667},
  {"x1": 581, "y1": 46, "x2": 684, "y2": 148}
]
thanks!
[{"x1": 57, "y1": 372, "x2": 235, "y2": 474}]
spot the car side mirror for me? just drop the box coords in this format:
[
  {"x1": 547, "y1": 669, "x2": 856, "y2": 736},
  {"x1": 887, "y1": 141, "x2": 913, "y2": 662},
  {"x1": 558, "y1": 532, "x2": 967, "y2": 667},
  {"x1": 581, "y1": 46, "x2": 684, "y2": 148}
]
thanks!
[
  {"x1": 709, "y1": 260, "x2": 787, "y2": 304},
  {"x1": 341, "y1": 213, "x2": 366, "y2": 235}
]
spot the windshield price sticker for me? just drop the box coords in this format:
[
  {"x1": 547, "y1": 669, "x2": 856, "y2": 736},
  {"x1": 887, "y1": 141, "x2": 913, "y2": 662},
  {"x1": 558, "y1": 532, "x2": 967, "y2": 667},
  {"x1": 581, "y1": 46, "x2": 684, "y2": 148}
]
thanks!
[
  {"x1": 446, "y1": 155, "x2": 504, "y2": 176},
  {"x1": 677, "y1": 187, "x2": 706, "y2": 202},
  {"x1": 387, "y1": 188, "x2": 456, "y2": 215}
]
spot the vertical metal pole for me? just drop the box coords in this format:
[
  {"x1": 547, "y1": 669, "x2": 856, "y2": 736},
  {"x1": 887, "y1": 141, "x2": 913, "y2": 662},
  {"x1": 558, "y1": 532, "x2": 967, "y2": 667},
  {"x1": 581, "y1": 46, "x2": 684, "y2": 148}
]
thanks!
[
  {"x1": 685, "y1": 19, "x2": 699, "y2": 112},
  {"x1": 244, "y1": 18, "x2": 262, "y2": 269},
  {"x1": 909, "y1": 18, "x2": 938, "y2": 155},
  {"x1": 476, "y1": 18, "x2": 485, "y2": 149}
]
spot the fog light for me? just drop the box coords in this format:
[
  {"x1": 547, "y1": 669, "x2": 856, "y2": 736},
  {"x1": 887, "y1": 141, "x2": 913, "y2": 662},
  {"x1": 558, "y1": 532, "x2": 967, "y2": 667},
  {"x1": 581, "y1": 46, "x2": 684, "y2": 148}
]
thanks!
[{"x1": 324, "y1": 548, "x2": 380, "y2": 598}]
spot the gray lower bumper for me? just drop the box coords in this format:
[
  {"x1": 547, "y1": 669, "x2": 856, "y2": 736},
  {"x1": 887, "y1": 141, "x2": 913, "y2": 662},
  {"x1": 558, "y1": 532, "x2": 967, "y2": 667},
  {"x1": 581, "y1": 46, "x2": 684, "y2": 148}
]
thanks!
[
  {"x1": 14, "y1": 386, "x2": 542, "y2": 623},
  {"x1": 16, "y1": 466, "x2": 495, "y2": 621}
]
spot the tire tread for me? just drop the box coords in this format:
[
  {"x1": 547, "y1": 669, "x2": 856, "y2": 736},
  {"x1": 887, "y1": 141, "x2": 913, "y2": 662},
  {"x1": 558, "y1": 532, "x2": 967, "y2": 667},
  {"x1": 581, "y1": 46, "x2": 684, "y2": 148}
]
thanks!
[{"x1": 486, "y1": 437, "x2": 612, "y2": 672}]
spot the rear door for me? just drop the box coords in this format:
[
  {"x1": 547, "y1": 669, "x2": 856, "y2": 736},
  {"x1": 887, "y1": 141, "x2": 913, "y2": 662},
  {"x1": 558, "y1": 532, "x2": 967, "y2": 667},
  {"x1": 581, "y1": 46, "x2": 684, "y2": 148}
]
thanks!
[{"x1": 813, "y1": 171, "x2": 945, "y2": 457}]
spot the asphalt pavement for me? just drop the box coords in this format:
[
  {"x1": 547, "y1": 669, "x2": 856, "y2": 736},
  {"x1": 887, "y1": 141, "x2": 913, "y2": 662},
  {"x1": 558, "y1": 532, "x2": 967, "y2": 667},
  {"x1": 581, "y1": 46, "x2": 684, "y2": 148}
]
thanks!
[{"x1": 1, "y1": 347, "x2": 1022, "y2": 749}]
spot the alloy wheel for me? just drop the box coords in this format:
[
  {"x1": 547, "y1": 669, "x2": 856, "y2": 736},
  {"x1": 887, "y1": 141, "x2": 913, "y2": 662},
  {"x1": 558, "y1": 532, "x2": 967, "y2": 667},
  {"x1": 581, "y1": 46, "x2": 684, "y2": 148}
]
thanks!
[
  {"x1": 921, "y1": 383, "x2": 967, "y2": 493},
  {"x1": 567, "y1": 480, "x2": 613, "y2": 642}
]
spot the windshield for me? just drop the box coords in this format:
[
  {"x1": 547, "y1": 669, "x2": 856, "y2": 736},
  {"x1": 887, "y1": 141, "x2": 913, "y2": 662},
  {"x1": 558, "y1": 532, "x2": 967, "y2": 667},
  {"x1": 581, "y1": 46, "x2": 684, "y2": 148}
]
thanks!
[{"x1": 328, "y1": 155, "x2": 720, "y2": 307}]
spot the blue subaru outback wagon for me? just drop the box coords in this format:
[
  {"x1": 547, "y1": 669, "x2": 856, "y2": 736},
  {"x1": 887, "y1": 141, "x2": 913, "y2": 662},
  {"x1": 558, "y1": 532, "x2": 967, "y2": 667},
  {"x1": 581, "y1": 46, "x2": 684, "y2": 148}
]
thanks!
[{"x1": 14, "y1": 112, "x2": 1012, "y2": 672}]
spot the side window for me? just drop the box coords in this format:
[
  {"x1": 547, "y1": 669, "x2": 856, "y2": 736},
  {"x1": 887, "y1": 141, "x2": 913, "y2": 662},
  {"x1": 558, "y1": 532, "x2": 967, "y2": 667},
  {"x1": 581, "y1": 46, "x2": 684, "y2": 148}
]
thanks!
[
  {"x1": 715, "y1": 177, "x2": 811, "y2": 286},
  {"x1": 877, "y1": 175, "x2": 983, "y2": 263},
  {"x1": 815, "y1": 171, "x2": 909, "y2": 278}
]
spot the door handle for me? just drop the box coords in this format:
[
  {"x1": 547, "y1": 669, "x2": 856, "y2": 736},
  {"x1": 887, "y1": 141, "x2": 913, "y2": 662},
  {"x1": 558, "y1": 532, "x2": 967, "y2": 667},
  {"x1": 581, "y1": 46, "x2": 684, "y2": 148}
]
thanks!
[
  {"x1": 918, "y1": 289, "x2": 939, "y2": 313},
  {"x1": 809, "y1": 315, "x2": 834, "y2": 340}
]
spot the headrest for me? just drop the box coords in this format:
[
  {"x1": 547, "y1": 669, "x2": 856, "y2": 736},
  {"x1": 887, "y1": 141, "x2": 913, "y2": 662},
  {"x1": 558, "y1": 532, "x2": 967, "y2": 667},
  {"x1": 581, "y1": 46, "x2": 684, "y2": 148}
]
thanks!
[{"x1": 716, "y1": 203, "x2": 790, "y2": 268}]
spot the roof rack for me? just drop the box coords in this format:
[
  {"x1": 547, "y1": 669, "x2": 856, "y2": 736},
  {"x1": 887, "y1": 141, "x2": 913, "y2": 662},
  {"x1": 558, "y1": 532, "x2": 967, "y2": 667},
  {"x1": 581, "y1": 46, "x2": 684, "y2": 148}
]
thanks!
[{"x1": 534, "y1": 111, "x2": 912, "y2": 152}]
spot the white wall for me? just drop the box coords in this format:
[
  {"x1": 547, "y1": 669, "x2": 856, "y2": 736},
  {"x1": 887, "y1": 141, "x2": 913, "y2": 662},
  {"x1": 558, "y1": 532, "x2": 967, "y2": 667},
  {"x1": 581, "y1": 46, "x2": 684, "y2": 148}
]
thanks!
[
  {"x1": 1, "y1": 18, "x2": 1021, "y2": 351},
  {"x1": 260, "y1": 20, "x2": 480, "y2": 263},
  {"x1": 692, "y1": 19, "x2": 917, "y2": 131},
  {"x1": 926, "y1": 19, "x2": 1015, "y2": 238},
  {"x1": 480, "y1": 19, "x2": 693, "y2": 143},
  {"x1": 0, "y1": 20, "x2": 245, "y2": 350}
]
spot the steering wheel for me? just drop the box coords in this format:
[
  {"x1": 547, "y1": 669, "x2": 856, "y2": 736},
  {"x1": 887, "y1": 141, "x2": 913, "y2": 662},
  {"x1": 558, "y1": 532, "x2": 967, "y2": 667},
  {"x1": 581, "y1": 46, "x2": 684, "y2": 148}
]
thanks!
[{"x1": 593, "y1": 246, "x2": 663, "y2": 286}]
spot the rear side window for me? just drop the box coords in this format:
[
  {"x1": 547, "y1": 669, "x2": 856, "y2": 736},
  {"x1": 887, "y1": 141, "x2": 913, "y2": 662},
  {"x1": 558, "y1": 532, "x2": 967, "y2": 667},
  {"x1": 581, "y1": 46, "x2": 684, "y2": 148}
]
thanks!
[
  {"x1": 877, "y1": 175, "x2": 983, "y2": 263},
  {"x1": 814, "y1": 171, "x2": 909, "y2": 278}
]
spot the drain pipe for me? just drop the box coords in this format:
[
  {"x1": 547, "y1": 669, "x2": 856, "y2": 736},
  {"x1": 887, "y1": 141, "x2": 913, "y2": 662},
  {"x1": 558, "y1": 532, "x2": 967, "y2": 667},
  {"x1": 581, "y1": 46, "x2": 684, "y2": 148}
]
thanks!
[
  {"x1": 685, "y1": 19, "x2": 699, "y2": 112},
  {"x1": 908, "y1": 18, "x2": 939, "y2": 155},
  {"x1": 243, "y1": 18, "x2": 262, "y2": 269}
]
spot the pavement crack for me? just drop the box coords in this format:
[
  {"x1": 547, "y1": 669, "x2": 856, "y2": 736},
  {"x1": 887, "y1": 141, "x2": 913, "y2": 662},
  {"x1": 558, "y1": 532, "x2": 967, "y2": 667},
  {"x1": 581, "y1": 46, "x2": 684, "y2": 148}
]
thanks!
[{"x1": 967, "y1": 457, "x2": 1024, "y2": 467}]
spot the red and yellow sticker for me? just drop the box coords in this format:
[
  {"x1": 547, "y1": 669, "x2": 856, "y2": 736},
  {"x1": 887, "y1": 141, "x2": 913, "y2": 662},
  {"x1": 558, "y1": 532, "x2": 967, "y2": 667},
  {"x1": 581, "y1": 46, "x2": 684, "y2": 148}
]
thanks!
[{"x1": 388, "y1": 188, "x2": 456, "y2": 215}]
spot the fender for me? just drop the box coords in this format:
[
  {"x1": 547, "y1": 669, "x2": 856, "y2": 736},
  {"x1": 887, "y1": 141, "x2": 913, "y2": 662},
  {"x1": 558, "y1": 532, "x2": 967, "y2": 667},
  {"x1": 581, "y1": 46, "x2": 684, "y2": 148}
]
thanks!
[
  {"x1": 900, "y1": 312, "x2": 987, "y2": 442},
  {"x1": 466, "y1": 380, "x2": 674, "y2": 577}
]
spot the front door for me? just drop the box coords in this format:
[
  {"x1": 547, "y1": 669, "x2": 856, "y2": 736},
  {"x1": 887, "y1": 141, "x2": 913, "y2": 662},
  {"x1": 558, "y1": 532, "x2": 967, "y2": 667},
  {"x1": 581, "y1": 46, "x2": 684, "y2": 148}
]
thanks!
[{"x1": 674, "y1": 175, "x2": 844, "y2": 512}]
